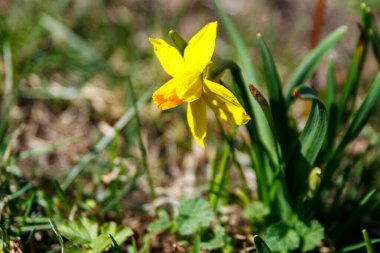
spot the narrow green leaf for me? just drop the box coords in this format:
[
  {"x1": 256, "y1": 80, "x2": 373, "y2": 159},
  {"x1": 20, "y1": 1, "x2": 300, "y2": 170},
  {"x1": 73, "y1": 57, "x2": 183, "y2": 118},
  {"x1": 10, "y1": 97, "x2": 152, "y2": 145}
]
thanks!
[
  {"x1": 109, "y1": 234, "x2": 122, "y2": 253},
  {"x1": 323, "y1": 58, "x2": 339, "y2": 154},
  {"x1": 371, "y1": 28, "x2": 380, "y2": 64},
  {"x1": 169, "y1": 30, "x2": 187, "y2": 55},
  {"x1": 368, "y1": 8, "x2": 380, "y2": 64},
  {"x1": 211, "y1": 0, "x2": 259, "y2": 86},
  {"x1": 336, "y1": 239, "x2": 380, "y2": 253},
  {"x1": 4, "y1": 183, "x2": 32, "y2": 202},
  {"x1": 254, "y1": 236, "x2": 273, "y2": 253},
  {"x1": 18, "y1": 136, "x2": 79, "y2": 161},
  {"x1": 299, "y1": 93, "x2": 327, "y2": 166},
  {"x1": 284, "y1": 26, "x2": 347, "y2": 103},
  {"x1": 362, "y1": 229, "x2": 374, "y2": 253},
  {"x1": 49, "y1": 219, "x2": 65, "y2": 253},
  {"x1": 336, "y1": 73, "x2": 380, "y2": 155},
  {"x1": 334, "y1": 189, "x2": 377, "y2": 239},
  {"x1": 257, "y1": 34, "x2": 295, "y2": 162},
  {"x1": 286, "y1": 86, "x2": 327, "y2": 199},
  {"x1": 338, "y1": 5, "x2": 371, "y2": 121},
  {"x1": 40, "y1": 14, "x2": 102, "y2": 63},
  {"x1": 212, "y1": 0, "x2": 279, "y2": 170}
]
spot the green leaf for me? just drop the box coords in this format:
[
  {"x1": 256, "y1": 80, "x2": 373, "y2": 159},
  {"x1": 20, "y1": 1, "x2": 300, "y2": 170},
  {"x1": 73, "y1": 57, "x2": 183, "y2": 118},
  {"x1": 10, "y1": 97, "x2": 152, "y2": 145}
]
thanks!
[
  {"x1": 49, "y1": 219, "x2": 65, "y2": 252},
  {"x1": 211, "y1": 0, "x2": 259, "y2": 86},
  {"x1": 370, "y1": 16, "x2": 380, "y2": 63},
  {"x1": 336, "y1": 239, "x2": 380, "y2": 253},
  {"x1": 82, "y1": 218, "x2": 98, "y2": 240},
  {"x1": 265, "y1": 222, "x2": 300, "y2": 251},
  {"x1": 148, "y1": 210, "x2": 172, "y2": 232},
  {"x1": 336, "y1": 73, "x2": 380, "y2": 155},
  {"x1": 90, "y1": 222, "x2": 133, "y2": 253},
  {"x1": 58, "y1": 218, "x2": 96, "y2": 244},
  {"x1": 175, "y1": 198, "x2": 214, "y2": 236},
  {"x1": 243, "y1": 202, "x2": 269, "y2": 220},
  {"x1": 90, "y1": 234, "x2": 111, "y2": 253},
  {"x1": 254, "y1": 236, "x2": 273, "y2": 253},
  {"x1": 100, "y1": 222, "x2": 133, "y2": 246},
  {"x1": 212, "y1": 0, "x2": 279, "y2": 177},
  {"x1": 294, "y1": 220, "x2": 325, "y2": 252},
  {"x1": 65, "y1": 246, "x2": 87, "y2": 253},
  {"x1": 298, "y1": 88, "x2": 327, "y2": 166},
  {"x1": 338, "y1": 4, "x2": 371, "y2": 121},
  {"x1": 324, "y1": 58, "x2": 339, "y2": 153},
  {"x1": 169, "y1": 30, "x2": 187, "y2": 56},
  {"x1": 200, "y1": 225, "x2": 230, "y2": 250},
  {"x1": 284, "y1": 26, "x2": 347, "y2": 103},
  {"x1": 257, "y1": 34, "x2": 295, "y2": 163},
  {"x1": 109, "y1": 234, "x2": 122, "y2": 253},
  {"x1": 286, "y1": 86, "x2": 327, "y2": 198}
]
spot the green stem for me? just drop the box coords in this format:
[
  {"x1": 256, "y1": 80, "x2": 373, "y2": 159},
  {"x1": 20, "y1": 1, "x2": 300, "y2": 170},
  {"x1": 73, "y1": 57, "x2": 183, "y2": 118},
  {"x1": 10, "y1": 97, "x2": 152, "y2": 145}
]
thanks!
[{"x1": 210, "y1": 141, "x2": 232, "y2": 209}]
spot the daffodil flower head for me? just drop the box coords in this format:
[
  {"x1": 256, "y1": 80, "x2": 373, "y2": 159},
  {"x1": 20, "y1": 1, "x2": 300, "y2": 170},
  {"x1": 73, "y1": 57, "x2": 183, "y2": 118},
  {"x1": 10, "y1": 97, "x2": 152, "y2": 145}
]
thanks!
[{"x1": 149, "y1": 21, "x2": 250, "y2": 148}]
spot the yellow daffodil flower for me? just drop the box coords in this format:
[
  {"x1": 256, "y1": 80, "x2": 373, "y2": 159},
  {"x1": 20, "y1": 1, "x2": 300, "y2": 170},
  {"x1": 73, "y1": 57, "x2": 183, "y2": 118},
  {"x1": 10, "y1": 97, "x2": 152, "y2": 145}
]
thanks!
[{"x1": 149, "y1": 21, "x2": 250, "y2": 147}]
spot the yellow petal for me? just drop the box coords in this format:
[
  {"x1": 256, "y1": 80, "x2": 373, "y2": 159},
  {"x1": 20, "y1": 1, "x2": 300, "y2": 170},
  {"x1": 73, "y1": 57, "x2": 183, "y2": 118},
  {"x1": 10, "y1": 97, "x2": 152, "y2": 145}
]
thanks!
[
  {"x1": 176, "y1": 74, "x2": 203, "y2": 102},
  {"x1": 187, "y1": 98, "x2": 207, "y2": 148},
  {"x1": 152, "y1": 77, "x2": 183, "y2": 110},
  {"x1": 184, "y1": 21, "x2": 217, "y2": 74},
  {"x1": 149, "y1": 38, "x2": 186, "y2": 77},
  {"x1": 203, "y1": 80, "x2": 250, "y2": 125}
]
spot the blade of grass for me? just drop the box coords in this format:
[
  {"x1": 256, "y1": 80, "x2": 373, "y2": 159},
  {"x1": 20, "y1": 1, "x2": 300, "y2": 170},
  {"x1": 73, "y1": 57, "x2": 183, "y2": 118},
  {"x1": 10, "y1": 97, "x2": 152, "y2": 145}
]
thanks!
[
  {"x1": 210, "y1": 140, "x2": 232, "y2": 209},
  {"x1": 109, "y1": 234, "x2": 122, "y2": 253},
  {"x1": 321, "y1": 72, "x2": 380, "y2": 192},
  {"x1": 333, "y1": 189, "x2": 376, "y2": 239},
  {"x1": 61, "y1": 86, "x2": 153, "y2": 190},
  {"x1": 0, "y1": 41, "x2": 14, "y2": 143},
  {"x1": 338, "y1": 4, "x2": 371, "y2": 122},
  {"x1": 39, "y1": 13, "x2": 102, "y2": 63},
  {"x1": 284, "y1": 26, "x2": 347, "y2": 103},
  {"x1": 126, "y1": 77, "x2": 155, "y2": 200},
  {"x1": 17, "y1": 136, "x2": 80, "y2": 161},
  {"x1": 362, "y1": 229, "x2": 374, "y2": 253},
  {"x1": 336, "y1": 239, "x2": 380, "y2": 253},
  {"x1": 2, "y1": 183, "x2": 32, "y2": 203},
  {"x1": 369, "y1": 11, "x2": 380, "y2": 64},
  {"x1": 49, "y1": 218, "x2": 65, "y2": 253}
]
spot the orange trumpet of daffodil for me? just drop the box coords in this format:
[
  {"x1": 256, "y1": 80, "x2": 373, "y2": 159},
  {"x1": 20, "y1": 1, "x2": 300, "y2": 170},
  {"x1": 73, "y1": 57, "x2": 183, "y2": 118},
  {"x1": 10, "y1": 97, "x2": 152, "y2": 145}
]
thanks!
[{"x1": 149, "y1": 21, "x2": 250, "y2": 148}]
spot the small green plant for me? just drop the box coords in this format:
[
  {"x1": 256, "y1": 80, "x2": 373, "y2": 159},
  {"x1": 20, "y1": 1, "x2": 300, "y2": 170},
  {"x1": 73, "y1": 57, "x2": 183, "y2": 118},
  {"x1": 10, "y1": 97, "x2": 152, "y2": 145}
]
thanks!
[{"x1": 56, "y1": 218, "x2": 133, "y2": 253}]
